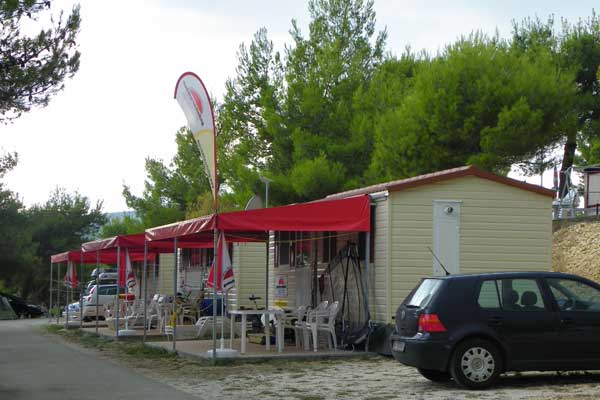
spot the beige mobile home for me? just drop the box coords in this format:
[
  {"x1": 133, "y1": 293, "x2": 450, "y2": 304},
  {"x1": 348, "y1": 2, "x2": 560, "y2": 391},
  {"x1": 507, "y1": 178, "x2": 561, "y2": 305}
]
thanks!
[{"x1": 267, "y1": 165, "x2": 554, "y2": 330}]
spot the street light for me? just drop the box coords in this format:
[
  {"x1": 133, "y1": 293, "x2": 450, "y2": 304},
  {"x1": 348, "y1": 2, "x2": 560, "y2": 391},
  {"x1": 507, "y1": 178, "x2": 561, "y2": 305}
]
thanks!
[{"x1": 259, "y1": 176, "x2": 273, "y2": 208}]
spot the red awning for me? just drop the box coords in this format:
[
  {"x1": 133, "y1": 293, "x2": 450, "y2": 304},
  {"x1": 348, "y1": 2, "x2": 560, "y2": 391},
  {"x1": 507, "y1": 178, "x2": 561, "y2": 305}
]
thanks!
[
  {"x1": 218, "y1": 195, "x2": 371, "y2": 233},
  {"x1": 145, "y1": 195, "x2": 371, "y2": 241},
  {"x1": 50, "y1": 249, "x2": 153, "y2": 264},
  {"x1": 145, "y1": 215, "x2": 215, "y2": 242},
  {"x1": 81, "y1": 233, "x2": 150, "y2": 252}
]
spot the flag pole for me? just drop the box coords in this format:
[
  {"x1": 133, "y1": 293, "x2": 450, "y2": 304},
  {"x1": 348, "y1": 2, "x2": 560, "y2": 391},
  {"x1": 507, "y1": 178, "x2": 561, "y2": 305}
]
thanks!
[
  {"x1": 116, "y1": 246, "x2": 121, "y2": 337},
  {"x1": 220, "y1": 233, "x2": 225, "y2": 350}
]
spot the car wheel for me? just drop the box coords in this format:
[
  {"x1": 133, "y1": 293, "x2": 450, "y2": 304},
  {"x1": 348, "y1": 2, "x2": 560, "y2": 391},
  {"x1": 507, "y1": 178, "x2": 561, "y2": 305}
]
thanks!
[
  {"x1": 450, "y1": 338, "x2": 502, "y2": 390},
  {"x1": 417, "y1": 368, "x2": 451, "y2": 382}
]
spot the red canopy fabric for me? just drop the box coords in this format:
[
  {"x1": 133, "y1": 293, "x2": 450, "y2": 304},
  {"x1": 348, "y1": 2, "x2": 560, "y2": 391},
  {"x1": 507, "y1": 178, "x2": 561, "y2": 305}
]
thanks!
[
  {"x1": 145, "y1": 195, "x2": 371, "y2": 242},
  {"x1": 145, "y1": 215, "x2": 215, "y2": 242},
  {"x1": 50, "y1": 249, "x2": 154, "y2": 264},
  {"x1": 218, "y1": 195, "x2": 371, "y2": 233}
]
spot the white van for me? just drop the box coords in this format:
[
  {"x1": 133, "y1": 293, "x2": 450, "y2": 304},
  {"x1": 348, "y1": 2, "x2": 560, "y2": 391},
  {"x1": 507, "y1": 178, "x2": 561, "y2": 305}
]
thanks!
[{"x1": 81, "y1": 284, "x2": 126, "y2": 320}]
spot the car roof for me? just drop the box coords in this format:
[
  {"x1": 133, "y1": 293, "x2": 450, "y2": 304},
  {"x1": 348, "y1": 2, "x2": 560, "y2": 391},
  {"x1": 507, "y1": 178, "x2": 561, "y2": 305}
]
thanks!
[{"x1": 424, "y1": 271, "x2": 586, "y2": 281}]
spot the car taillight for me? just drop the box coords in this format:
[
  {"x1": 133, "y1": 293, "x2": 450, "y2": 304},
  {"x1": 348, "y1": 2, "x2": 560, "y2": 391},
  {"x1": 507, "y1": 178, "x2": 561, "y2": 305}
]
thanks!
[{"x1": 418, "y1": 313, "x2": 447, "y2": 333}]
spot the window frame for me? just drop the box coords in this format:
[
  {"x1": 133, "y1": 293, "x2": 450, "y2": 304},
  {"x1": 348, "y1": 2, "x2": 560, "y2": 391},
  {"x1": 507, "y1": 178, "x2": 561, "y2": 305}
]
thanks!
[
  {"x1": 476, "y1": 277, "x2": 550, "y2": 312},
  {"x1": 545, "y1": 277, "x2": 600, "y2": 313}
]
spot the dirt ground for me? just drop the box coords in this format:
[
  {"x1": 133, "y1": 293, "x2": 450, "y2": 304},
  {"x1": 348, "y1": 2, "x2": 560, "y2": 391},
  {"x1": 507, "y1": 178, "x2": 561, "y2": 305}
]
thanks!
[
  {"x1": 135, "y1": 358, "x2": 600, "y2": 400},
  {"x1": 51, "y1": 328, "x2": 600, "y2": 400}
]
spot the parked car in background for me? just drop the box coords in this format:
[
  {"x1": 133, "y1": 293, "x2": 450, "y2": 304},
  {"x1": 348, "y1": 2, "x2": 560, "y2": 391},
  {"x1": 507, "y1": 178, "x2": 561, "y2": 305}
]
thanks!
[
  {"x1": 0, "y1": 292, "x2": 45, "y2": 318},
  {"x1": 81, "y1": 284, "x2": 127, "y2": 321},
  {"x1": 390, "y1": 272, "x2": 600, "y2": 389}
]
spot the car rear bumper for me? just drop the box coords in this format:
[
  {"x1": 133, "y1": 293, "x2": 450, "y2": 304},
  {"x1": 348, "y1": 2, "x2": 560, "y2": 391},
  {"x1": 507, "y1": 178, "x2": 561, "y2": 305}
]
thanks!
[
  {"x1": 82, "y1": 305, "x2": 104, "y2": 316},
  {"x1": 390, "y1": 333, "x2": 452, "y2": 372}
]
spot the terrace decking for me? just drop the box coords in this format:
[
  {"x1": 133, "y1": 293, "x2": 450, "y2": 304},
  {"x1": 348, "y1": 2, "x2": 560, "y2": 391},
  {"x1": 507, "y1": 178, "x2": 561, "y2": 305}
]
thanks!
[{"x1": 146, "y1": 338, "x2": 370, "y2": 361}]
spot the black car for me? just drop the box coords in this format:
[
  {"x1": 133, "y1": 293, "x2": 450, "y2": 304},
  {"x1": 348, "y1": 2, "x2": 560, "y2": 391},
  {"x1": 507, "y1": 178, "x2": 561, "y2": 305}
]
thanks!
[
  {"x1": 0, "y1": 292, "x2": 45, "y2": 318},
  {"x1": 390, "y1": 272, "x2": 600, "y2": 389}
]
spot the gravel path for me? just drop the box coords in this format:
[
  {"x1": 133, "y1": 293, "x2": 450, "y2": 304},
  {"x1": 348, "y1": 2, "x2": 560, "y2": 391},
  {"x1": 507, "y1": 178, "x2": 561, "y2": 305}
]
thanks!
[{"x1": 26, "y1": 319, "x2": 600, "y2": 400}]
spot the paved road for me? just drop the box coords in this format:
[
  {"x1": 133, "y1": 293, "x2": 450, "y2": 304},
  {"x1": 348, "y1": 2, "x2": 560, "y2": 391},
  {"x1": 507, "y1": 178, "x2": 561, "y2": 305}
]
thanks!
[{"x1": 0, "y1": 319, "x2": 196, "y2": 400}]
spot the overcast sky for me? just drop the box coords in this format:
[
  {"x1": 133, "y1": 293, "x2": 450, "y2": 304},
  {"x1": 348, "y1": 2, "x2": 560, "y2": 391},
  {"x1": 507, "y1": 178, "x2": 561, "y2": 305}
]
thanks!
[{"x1": 2, "y1": 0, "x2": 597, "y2": 212}]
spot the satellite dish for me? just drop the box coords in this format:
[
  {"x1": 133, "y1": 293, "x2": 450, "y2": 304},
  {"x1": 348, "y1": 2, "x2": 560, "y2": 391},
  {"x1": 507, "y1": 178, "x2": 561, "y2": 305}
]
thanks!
[{"x1": 245, "y1": 195, "x2": 264, "y2": 210}]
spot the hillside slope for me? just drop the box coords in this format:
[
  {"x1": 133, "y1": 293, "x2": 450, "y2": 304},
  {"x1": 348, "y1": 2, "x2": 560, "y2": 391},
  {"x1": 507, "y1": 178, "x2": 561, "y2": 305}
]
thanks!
[{"x1": 553, "y1": 220, "x2": 600, "y2": 282}]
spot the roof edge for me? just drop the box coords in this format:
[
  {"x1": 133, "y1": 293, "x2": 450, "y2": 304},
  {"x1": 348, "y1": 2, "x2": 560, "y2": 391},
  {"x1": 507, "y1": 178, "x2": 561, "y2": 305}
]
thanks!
[{"x1": 327, "y1": 165, "x2": 555, "y2": 199}]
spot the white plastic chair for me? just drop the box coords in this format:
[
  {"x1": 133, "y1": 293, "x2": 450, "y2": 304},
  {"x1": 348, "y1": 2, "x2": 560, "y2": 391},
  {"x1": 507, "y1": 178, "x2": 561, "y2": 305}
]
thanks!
[
  {"x1": 292, "y1": 305, "x2": 309, "y2": 349},
  {"x1": 145, "y1": 299, "x2": 160, "y2": 330},
  {"x1": 315, "y1": 301, "x2": 339, "y2": 351},
  {"x1": 303, "y1": 301, "x2": 329, "y2": 352},
  {"x1": 124, "y1": 300, "x2": 144, "y2": 327}
]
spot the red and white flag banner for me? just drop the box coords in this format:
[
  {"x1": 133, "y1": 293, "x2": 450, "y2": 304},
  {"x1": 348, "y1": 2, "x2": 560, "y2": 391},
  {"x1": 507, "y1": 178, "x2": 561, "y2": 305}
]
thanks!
[
  {"x1": 117, "y1": 249, "x2": 137, "y2": 289},
  {"x1": 63, "y1": 261, "x2": 78, "y2": 289},
  {"x1": 207, "y1": 232, "x2": 235, "y2": 292},
  {"x1": 174, "y1": 72, "x2": 218, "y2": 206}
]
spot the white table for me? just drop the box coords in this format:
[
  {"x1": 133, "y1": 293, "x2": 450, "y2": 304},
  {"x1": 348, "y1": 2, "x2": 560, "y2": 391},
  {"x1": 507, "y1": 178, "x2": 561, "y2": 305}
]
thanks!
[{"x1": 229, "y1": 309, "x2": 286, "y2": 354}]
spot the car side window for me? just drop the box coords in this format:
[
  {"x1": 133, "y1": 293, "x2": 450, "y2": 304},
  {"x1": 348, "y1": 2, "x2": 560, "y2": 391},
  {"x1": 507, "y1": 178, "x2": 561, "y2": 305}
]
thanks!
[
  {"x1": 547, "y1": 278, "x2": 600, "y2": 312},
  {"x1": 478, "y1": 280, "x2": 501, "y2": 309},
  {"x1": 100, "y1": 287, "x2": 117, "y2": 296},
  {"x1": 499, "y1": 279, "x2": 546, "y2": 311}
]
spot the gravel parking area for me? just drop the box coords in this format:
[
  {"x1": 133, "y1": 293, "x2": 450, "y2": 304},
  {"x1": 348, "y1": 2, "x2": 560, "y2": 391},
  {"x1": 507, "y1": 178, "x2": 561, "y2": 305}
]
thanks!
[
  {"x1": 46, "y1": 325, "x2": 600, "y2": 400},
  {"x1": 122, "y1": 354, "x2": 600, "y2": 399}
]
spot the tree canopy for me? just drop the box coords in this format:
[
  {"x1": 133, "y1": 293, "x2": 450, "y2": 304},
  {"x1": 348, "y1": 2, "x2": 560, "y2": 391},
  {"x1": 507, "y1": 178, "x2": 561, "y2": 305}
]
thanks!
[
  {"x1": 0, "y1": 0, "x2": 81, "y2": 122},
  {"x1": 511, "y1": 14, "x2": 600, "y2": 193},
  {"x1": 218, "y1": 0, "x2": 387, "y2": 204},
  {"x1": 369, "y1": 34, "x2": 575, "y2": 181}
]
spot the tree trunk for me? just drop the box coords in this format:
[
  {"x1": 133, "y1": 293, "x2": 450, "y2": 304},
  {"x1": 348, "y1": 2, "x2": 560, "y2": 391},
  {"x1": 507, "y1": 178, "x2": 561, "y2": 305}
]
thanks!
[{"x1": 559, "y1": 131, "x2": 577, "y2": 198}]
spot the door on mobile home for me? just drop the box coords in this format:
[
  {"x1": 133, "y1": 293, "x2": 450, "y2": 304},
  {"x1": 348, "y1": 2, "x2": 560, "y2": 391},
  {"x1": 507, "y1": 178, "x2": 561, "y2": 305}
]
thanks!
[{"x1": 432, "y1": 200, "x2": 461, "y2": 276}]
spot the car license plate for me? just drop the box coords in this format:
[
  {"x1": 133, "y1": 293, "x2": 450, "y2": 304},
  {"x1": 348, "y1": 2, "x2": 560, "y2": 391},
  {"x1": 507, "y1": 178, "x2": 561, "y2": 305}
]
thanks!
[{"x1": 393, "y1": 341, "x2": 405, "y2": 352}]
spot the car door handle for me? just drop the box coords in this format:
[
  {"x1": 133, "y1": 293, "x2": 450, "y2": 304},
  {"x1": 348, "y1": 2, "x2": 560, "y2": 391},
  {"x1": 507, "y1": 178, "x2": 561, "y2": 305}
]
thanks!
[
  {"x1": 561, "y1": 317, "x2": 574, "y2": 325},
  {"x1": 488, "y1": 316, "x2": 502, "y2": 326}
]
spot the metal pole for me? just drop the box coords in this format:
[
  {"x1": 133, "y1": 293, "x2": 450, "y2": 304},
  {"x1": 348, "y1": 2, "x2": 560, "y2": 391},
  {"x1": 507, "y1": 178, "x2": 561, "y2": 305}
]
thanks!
[
  {"x1": 142, "y1": 241, "x2": 148, "y2": 343},
  {"x1": 57, "y1": 263, "x2": 61, "y2": 324},
  {"x1": 265, "y1": 181, "x2": 269, "y2": 208},
  {"x1": 79, "y1": 254, "x2": 83, "y2": 328},
  {"x1": 152, "y1": 254, "x2": 156, "y2": 296},
  {"x1": 49, "y1": 261, "x2": 53, "y2": 323},
  {"x1": 265, "y1": 234, "x2": 269, "y2": 311},
  {"x1": 212, "y1": 228, "x2": 218, "y2": 361},
  {"x1": 95, "y1": 250, "x2": 99, "y2": 334},
  {"x1": 173, "y1": 237, "x2": 178, "y2": 351},
  {"x1": 364, "y1": 231, "x2": 370, "y2": 353},
  {"x1": 265, "y1": 233, "x2": 270, "y2": 350},
  {"x1": 116, "y1": 246, "x2": 121, "y2": 337},
  {"x1": 65, "y1": 262, "x2": 70, "y2": 329}
]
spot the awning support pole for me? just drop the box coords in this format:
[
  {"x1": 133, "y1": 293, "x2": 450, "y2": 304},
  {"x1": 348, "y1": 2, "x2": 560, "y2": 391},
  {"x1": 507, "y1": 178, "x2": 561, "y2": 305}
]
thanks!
[
  {"x1": 116, "y1": 246, "x2": 121, "y2": 337},
  {"x1": 57, "y1": 263, "x2": 61, "y2": 324},
  {"x1": 142, "y1": 241, "x2": 148, "y2": 343},
  {"x1": 172, "y1": 237, "x2": 178, "y2": 351},
  {"x1": 79, "y1": 253, "x2": 84, "y2": 328},
  {"x1": 49, "y1": 261, "x2": 53, "y2": 323},
  {"x1": 364, "y1": 231, "x2": 370, "y2": 353},
  {"x1": 265, "y1": 232, "x2": 269, "y2": 311},
  {"x1": 95, "y1": 250, "x2": 99, "y2": 334},
  {"x1": 65, "y1": 262, "x2": 70, "y2": 329}
]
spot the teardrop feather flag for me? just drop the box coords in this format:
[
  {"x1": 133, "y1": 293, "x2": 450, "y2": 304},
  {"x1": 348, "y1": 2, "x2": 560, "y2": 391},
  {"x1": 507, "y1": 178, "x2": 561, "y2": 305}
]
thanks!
[{"x1": 174, "y1": 72, "x2": 218, "y2": 206}]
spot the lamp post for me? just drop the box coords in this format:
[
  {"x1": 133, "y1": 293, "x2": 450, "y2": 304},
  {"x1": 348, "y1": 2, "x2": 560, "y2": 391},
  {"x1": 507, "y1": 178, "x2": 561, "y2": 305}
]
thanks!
[{"x1": 259, "y1": 176, "x2": 273, "y2": 208}]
